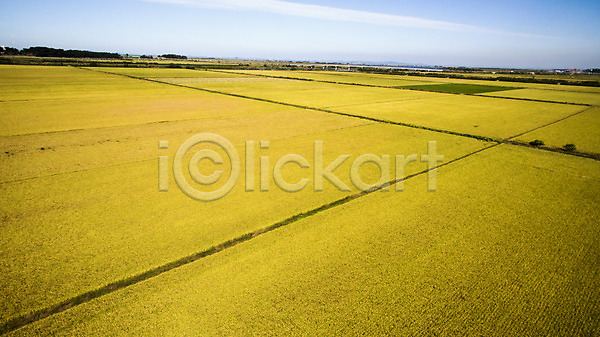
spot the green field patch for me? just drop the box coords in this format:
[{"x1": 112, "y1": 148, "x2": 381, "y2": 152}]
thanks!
[{"x1": 399, "y1": 83, "x2": 520, "y2": 94}]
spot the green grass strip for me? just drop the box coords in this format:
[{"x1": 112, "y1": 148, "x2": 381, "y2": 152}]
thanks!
[{"x1": 501, "y1": 140, "x2": 600, "y2": 160}]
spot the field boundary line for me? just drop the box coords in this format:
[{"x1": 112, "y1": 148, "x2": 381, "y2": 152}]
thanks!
[
  {"x1": 501, "y1": 140, "x2": 600, "y2": 160},
  {"x1": 507, "y1": 106, "x2": 596, "y2": 140},
  {"x1": 206, "y1": 69, "x2": 594, "y2": 107},
  {"x1": 0, "y1": 144, "x2": 499, "y2": 335}
]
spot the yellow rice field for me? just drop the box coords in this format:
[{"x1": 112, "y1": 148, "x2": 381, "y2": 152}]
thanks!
[{"x1": 1, "y1": 65, "x2": 599, "y2": 335}]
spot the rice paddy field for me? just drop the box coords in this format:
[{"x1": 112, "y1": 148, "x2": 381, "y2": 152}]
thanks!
[{"x1": 1, "y1": 64, "x2": 599, "y2": 336}]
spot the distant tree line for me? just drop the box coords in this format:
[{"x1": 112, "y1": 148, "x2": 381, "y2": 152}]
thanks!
[
  {"x1": 0, "y1": 46, "x2": 192, "y2": 60},
  {"x1": 159, "y1": 54, "x2": 188, "y2": 60},
  {"x1": 1, "y1": 47, "x2": 20, "y2": 55},
  {"x1": 0, "y1": 46, "x2": 122, "y2": 59}
]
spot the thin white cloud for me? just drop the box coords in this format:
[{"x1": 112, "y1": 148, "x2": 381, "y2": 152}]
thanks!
[{"x1": 143, "y1": 0, "x2": 554, "y2": 38}]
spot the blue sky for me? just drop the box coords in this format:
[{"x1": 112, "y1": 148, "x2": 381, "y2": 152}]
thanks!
[{"x1": 1, "y1": 0, "x2": 599, "y2": 68}]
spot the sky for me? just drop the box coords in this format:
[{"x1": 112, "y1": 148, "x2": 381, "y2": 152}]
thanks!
[{"x1": 1, "y1": 0, "x2": 599, "y2": 68}]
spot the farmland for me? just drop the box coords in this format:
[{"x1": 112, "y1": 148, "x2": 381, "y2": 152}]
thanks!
[
  {"x1": 9, "y1": 145, "x2": 600, "y2": 336},
  {"x1": 1, "y1": 64, "x2": 599, "y2": 335}
]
